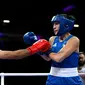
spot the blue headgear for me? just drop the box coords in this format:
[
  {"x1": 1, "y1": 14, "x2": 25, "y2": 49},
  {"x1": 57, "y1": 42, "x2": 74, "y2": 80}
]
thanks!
[{"x1": 51, "y1": 14, "x2": 75, "y2": 36}]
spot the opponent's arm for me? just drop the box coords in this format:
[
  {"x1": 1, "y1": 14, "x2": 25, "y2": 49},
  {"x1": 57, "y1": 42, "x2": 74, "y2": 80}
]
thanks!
[
  {"x1": 0, "y1": 39, "x2": 51, "y2": 59},
  {"x1": 0, "y1": 49, "x2": 30, "y2": 59}
]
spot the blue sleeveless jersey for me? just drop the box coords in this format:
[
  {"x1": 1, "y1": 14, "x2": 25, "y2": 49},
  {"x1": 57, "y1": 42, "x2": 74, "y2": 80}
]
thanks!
[
  {"x1": 46, "y1": 35, "x2": 83, "y2": 85},
  {"x1": 51, "y1": 35, "x2": 79, "y2": 68}
]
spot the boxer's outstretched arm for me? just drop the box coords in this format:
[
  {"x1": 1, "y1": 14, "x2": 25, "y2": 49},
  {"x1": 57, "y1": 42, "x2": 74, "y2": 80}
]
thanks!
[
  {"x1": 0, "y1": 39, "x2": 51, "y2": 59},
  {"x1": 0, "y1": 49, "x2": 30, "y2": 59}
]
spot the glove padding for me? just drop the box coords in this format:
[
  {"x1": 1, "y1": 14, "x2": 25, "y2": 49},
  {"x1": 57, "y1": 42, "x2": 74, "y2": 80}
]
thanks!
[
  {"x1": 26, "y1": 39, "x2": 51, "y2": 55},
  {"x1": 23, "y1": 32, "x2": 38, "y2": 45}
]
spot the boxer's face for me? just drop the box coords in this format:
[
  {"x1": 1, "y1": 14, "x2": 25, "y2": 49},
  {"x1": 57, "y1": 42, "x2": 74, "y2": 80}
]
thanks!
[
  {"x1": 53, "y1": 22, "x2": 60, "y2": 35},
  {"x1": 79, "y1": 53, "x2": 85, "y2": 66}
]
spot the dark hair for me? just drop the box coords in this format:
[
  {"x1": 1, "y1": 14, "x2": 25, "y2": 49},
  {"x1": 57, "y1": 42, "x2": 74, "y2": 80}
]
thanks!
[
  {"x1": 59, "y1": 14, "x2": 76, "y2": 21},
  {"x1": 79, "y1": 52, "x2": 85, "y2": 55}
]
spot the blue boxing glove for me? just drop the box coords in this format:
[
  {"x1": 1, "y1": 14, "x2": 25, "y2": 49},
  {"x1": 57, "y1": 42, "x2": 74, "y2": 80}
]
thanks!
[{"x1": 23, "y1": 32, "x2": 38, "y2": 45}]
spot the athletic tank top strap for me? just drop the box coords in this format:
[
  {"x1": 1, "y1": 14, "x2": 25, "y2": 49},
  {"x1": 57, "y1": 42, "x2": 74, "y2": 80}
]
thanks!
[
  {"x1": 53, "y1": 34, "x2": 73, "y2": 43},
  {"x1": 64, "y1": 34, "x2": 73, "y2": 42},
  {"x1": 62, "y1": 34, "x2": 73, "y2": 45}
]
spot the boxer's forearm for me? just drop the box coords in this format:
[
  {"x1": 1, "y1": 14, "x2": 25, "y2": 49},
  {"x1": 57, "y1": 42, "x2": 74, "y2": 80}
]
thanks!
[{"x1": 0, "y1": 49, "x2": 30, "y2": 59}]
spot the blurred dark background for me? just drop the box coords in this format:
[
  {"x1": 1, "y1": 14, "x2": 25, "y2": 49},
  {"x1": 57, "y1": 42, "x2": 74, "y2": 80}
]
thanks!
[{"x1": 0, "y1": 1, "x2": 85, "y2": 85}]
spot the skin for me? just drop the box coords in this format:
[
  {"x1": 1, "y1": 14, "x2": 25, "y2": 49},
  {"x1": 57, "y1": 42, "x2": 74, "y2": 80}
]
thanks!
[
  {"x1": 79, "y1": 53, "x2": 85, "y2": 65},
  {"x1": 0, "y1": 49, "x2": 30, "y2": 59},
  {"x1": 78, "y1": 53, "x2": 85, "y2": 72},
  {"x1": 78, "y1": 53, "x2": 85, "y2": 80}
]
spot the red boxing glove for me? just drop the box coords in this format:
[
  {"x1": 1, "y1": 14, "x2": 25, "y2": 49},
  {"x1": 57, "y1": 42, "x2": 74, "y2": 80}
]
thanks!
[{"x1": 26, "y1": 39, "x2": 51, "y2": 55}]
